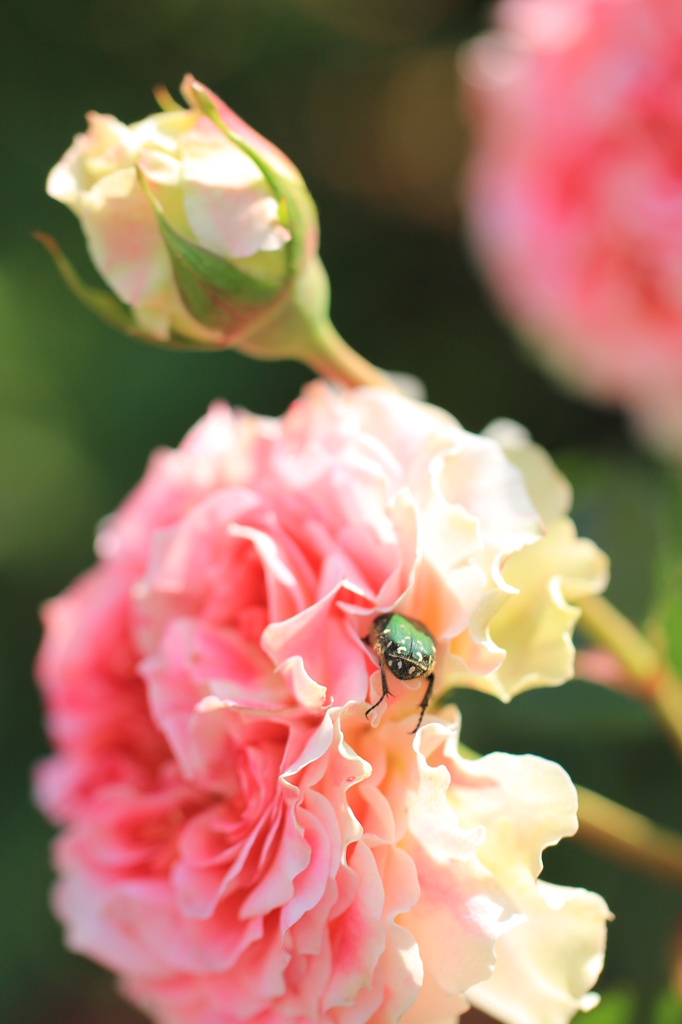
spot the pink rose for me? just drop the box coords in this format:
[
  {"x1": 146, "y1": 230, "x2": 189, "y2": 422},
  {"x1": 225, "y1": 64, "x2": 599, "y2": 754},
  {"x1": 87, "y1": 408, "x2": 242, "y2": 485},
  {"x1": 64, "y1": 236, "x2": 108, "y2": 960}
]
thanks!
[
  {"x1": 463, "y1": 0, "x2": 682, "y2": 457},
  {"x1": 343, "y1": 705, "x2": 610, "y2": 1024},
  {"x1": 35, "y1": 384, "x2": 609, "y2": 1023},
  {"x1": 48, "y1": 698, "x2": 406, "y2": 1022}
]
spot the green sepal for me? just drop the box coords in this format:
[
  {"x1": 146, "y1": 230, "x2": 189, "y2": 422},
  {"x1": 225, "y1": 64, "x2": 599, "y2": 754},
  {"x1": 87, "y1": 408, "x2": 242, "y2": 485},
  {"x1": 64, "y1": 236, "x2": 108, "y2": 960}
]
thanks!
[
  {"x1": 188, "y1": 82, "x2": 309, "y2": 280},
  {"x1": 33, "y1": 232, "x2": 139, "y2": 336},
  {"x1": 152, "y1": 84, "x2": 184, "y2": 113},
  {"x1": 158, "y1": 215, "x2": 281, "y2": 310},
  {"x1": 33, "y1": 231, "x2": 222, "y2": 352},
  {"x1": 136, "y1": 172, "x2": 283, "y2": 336},
  {"x1": 157, "y1": 215, "x2": 283, "y2": 333}
]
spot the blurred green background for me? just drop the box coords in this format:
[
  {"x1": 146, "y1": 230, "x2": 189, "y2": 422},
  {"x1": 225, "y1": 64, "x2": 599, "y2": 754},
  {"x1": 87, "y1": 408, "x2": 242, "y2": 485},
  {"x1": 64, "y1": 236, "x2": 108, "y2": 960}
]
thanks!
[{"x1": 2, "y1": 1, "x2": 682, "y2": 1022}]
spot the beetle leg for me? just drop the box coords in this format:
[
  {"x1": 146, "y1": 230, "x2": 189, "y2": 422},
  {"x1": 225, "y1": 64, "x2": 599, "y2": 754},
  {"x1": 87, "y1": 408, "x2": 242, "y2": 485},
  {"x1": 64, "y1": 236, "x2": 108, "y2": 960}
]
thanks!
[
  {"x1": 409, "y1": 673, "x2": 434, "y2": 734},
  {"x1": 366, "y1": 661, "x2": 392, "y2": 718}
]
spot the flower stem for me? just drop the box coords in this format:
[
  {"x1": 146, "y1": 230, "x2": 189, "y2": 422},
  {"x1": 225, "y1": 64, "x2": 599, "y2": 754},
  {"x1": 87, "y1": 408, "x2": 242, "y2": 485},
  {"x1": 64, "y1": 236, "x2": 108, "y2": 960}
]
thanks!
[
  {"x1": 575, "y1": 785, "x2": 682, "y2": 887},
  {"x1": 305, "y1": 320, "x2": 398, "y2": 391},
  {"x1": 577, "y1": 595, "x2": 682, "y2": 760},
  {"x1": 239, "y1": 256, "x2": 398, "y2": 390}
]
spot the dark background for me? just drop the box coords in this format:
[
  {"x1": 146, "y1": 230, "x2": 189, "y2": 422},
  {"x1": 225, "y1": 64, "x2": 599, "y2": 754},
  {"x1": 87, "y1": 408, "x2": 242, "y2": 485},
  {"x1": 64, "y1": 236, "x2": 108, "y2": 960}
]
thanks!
[{"x1": 1, "y1": 1, "x2": 681, "y2": 1021}]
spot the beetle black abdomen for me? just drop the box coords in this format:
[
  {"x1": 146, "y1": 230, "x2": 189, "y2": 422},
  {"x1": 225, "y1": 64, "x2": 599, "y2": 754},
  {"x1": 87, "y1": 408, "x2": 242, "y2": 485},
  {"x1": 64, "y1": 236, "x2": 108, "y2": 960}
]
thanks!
[{"x1": 383, "y1": 650, "x2": 423, "y2": 681}]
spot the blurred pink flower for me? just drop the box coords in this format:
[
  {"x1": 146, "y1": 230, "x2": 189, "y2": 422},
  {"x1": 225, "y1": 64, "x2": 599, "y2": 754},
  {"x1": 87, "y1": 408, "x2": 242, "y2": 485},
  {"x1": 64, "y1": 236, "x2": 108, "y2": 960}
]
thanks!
[
  {"x1": 34, "y1": 385, "x2": 609, "y2": 1023},
  {"x1": 463, "y1": 0, "x2": 682, "y2": 457}
]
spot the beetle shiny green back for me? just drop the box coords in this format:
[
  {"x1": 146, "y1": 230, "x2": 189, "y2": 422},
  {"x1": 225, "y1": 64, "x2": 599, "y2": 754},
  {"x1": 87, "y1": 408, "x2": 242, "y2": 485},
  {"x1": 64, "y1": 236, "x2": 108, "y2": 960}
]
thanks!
[
  {"x1": 371, "y1": 613, "x2": 436, "y2": 682},
  {"x1": 365, "y1": 613, "x2": 437, "y2": 730}
]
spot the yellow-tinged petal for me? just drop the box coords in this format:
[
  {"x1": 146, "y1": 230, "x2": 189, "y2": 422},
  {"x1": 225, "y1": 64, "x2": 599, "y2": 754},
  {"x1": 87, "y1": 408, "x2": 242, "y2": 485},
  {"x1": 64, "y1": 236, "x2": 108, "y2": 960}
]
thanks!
[
  {"x1": 448, "y1": 747, "x2": 579, "y2": 893},
  {"x1": 486, "y1": 518, "x2": 609, "y2": 699},
  {"x1": 445, "y1": 721, "x2": 611, "y2": 1024},
  {"x1": 483, "y1": 419, "x2": 573, "y2": 528},
  {"x1": 437, "y1": 416, "x2": 609, "y2": 701},
  {"x1": 466, "y1": 882, "x2": 611, "y2": 1024}
]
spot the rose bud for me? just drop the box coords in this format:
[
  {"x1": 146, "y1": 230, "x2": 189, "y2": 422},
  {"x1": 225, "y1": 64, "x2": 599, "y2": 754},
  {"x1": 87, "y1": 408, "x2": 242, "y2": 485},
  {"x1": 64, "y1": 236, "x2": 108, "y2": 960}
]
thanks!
[{"x1": 38, "y1": 75, "x2": 387, "y2": 386}]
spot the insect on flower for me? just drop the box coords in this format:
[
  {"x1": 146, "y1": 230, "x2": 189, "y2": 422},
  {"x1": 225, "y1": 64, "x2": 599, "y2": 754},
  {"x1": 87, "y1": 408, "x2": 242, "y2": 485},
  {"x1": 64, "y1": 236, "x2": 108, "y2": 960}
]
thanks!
[{"x1": 365, "y1": 613, "x2": 437, "y2": 732}]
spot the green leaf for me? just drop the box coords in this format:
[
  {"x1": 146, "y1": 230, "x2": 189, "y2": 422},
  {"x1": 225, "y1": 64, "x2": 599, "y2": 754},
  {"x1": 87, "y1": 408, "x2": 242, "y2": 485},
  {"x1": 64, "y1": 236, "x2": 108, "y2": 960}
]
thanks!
[{"x1": 33, "y1": 232, "x2": 137, "y2": 336}]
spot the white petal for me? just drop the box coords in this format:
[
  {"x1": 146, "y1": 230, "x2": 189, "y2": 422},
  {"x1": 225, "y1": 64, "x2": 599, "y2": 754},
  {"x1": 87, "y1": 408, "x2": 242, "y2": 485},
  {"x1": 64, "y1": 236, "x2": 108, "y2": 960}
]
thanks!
[
  {"x1": 466, "y1": 882, "x2": 611, "y2": 1024},
  {"x1": 181, "y1": 143, "x2": 291, "y2": 259}
]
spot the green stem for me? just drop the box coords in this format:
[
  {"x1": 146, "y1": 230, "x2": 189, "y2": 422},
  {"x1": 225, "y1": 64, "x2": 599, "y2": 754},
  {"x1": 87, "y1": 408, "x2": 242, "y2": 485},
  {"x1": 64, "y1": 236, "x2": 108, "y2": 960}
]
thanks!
[
  {"x1": 578, "y1": 595, "x2": 682, "y2": 760},
  {"x1": 238, "y1": 256, "x2": 398, "y2": 390},
  {"x1": 575, "y1": 786, "x2": 682, "y2": 887},
  {"x1": 304, "y1": 320, "x2": 398, "y2": 391}
]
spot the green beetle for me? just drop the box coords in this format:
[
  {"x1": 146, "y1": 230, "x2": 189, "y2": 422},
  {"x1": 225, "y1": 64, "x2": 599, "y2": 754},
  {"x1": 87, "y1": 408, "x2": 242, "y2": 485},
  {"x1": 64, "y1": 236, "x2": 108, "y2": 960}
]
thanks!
[{"x1": 365, "y1": 613, "x2": 437, "y2": 733}]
